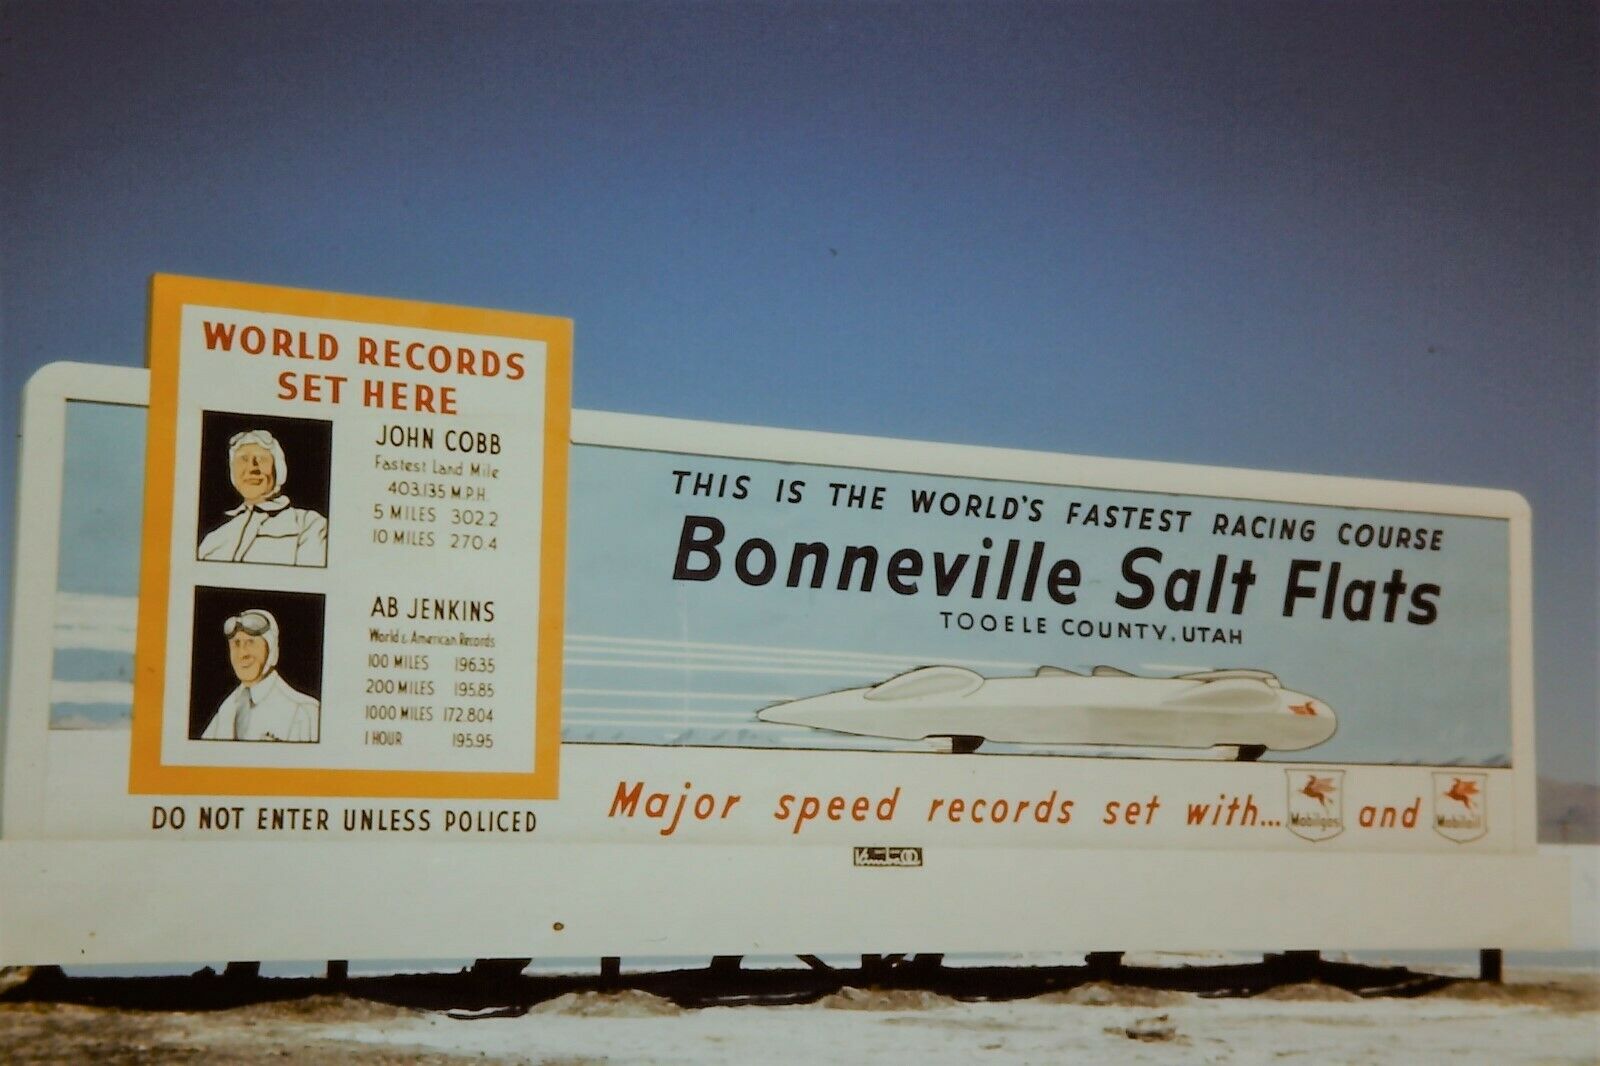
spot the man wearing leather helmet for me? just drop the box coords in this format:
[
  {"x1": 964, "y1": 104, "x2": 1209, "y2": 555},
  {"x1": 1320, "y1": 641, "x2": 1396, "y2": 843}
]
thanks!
[
  {"x1": 197, "y1": 428, "x2": 328, "y2": 566},
  {"x1": 201, "y1": 608, "x2": 320, "y2": 742}
]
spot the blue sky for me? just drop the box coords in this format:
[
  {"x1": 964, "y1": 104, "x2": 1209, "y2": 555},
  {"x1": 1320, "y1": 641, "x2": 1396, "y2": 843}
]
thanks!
[{"x1": 2, "y1": 1, "x2": 1595, "y2": 782}]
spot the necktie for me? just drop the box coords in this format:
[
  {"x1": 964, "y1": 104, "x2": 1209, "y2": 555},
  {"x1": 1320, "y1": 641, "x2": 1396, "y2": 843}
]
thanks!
[{"x1": 234, "y1": 687, "x2": 255, "y2": 740}]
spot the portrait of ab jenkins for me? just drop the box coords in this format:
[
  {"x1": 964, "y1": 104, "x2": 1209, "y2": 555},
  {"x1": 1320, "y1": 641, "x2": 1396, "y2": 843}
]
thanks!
[
  {"x1": 195, "y1": 410, "x2": 332, "y2": 567},
  {"x1": 189, "y1": 586, "x2": 325, "y2": 743}
]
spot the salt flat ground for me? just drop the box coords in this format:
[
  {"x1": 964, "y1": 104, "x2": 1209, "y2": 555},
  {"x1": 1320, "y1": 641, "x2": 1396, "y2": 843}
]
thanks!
[{"x1": 2, "y1": 973, "x2": 1596, "y2": 1065}]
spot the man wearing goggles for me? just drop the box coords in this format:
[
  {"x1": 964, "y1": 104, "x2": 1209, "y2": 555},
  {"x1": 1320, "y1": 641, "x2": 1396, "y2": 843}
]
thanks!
[
  {"x1": 197, "y1": 428, "x2": 328, "y2": 566},
  {"x1": 201, "y1": 608, "x2": 320, "y2": 742}
]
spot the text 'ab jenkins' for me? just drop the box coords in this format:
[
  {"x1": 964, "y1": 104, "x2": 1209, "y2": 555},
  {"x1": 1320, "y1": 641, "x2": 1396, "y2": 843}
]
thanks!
[{"x1": 369, "y1": 596, "x2": 496, "y2": 623}]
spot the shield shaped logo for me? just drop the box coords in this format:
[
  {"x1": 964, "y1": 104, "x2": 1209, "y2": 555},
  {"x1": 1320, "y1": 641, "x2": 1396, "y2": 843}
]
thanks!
[
  {"x1": 1285, "y1": 769, "x2": 1344, "y2": 842},
  {"x1": 1432, "y1": 772, "x2": 1488, "y2": 843}
]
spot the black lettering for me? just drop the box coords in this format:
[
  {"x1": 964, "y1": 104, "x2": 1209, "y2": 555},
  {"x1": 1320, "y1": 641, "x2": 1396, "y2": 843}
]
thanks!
[
  {"x1": 672, "y1": 516, "x2": 724, "y2": 581},
  {"x1": 1116, "y1": 547, "x2": 1160, "y2": 608}
]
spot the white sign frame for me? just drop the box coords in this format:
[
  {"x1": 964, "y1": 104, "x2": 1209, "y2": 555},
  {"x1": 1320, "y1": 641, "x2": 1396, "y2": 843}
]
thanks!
[{"x1": 0, "y1": 362, "x2": 1568, "y2": 964}]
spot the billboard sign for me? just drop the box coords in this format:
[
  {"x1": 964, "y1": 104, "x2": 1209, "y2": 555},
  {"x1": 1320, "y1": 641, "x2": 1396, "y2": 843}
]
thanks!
[{"x1": 0, "y1": 314, "x2": 1570, "y2": 963}]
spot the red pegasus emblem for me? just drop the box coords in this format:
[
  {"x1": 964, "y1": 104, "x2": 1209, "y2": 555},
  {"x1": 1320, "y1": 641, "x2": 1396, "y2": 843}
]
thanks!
[
  {"x1": 1445, "y1": 777, "x2": 1480, "y2": 809},
  {"x1": 1300, "y1": 775, "x2": 1336, "y2": 808},
  {"x1": 1289, "y1": 701, "x2": 1317, "y2": 716}
]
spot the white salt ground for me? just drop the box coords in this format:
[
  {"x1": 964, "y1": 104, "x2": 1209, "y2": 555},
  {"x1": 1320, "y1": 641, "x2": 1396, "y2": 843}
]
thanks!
[{"x1": 325, "y1": 981, "x2": 1600, "y2": 1065}]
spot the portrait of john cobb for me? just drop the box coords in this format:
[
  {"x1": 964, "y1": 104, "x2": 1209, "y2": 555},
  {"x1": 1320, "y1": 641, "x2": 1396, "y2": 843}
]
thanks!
[
  {"x1": 191, "y1": 588, "x2": 325, "y2": 743},
  {"x1": 196, "y1": 412, "x2": 331, "y2": 567}
]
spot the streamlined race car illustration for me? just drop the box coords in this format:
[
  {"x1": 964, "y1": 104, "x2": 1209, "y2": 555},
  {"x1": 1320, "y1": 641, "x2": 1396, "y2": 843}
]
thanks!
[{"x1": 756, "y1": 665, "x2": 1336, "y2": 759}]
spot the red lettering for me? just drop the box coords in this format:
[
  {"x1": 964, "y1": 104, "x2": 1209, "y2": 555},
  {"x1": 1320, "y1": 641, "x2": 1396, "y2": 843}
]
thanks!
[
  {"x1": 278, "y1": 372, "x2": 347, "y2": 404},
  {"x1": 361, "y1": 378, "x2": 457, "y2": 414},
  {"x1": 609, "y1": 780, "x2": 643, "y2": 817},
  {"x1": 202, "y1": 320, "x2": 236, "y2": 350}
]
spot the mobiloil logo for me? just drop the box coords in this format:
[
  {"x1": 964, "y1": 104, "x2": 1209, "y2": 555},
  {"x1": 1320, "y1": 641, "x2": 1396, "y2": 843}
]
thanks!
[
  {"x1": 1285, "y1": 769, "x2": 1344, "y2": 842},
  {"x1": 1432, "y1": 772, "x2": 1488, "y2": 843}
]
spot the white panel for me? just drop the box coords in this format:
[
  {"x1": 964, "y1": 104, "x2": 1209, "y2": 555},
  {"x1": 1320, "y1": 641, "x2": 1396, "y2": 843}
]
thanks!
[{"x1": 0, "y1": 840, "x2": 1569, "y2": 964}]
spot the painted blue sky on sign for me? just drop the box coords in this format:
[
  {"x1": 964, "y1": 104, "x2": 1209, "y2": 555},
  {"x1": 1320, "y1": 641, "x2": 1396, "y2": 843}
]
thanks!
[
  {"x1": 48, "y1": 402, "x2": 1511, "y2": 768},
  {"x1": 2, "y1": 2, "x2": 1594, "y2": 781}
]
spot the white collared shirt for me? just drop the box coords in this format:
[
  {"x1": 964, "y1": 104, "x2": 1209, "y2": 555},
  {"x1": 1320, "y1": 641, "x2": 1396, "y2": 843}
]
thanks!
[
  {"x1": 198, "y1": 494, "x2": 328, "y2": 566},
  {"x1": 202, "y1": 670, "x2": 320, "y2": 742}
]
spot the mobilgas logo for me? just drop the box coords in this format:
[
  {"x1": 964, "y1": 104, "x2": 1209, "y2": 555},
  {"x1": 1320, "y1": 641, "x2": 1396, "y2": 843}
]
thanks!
[
  {"x1": 1285, "y1": 769, "x2": 1344, "y2": 842},
  {"x1": 853, "y1": 845, "x2": 923, "y2": 868},
  {"x1": 1432, "y1": 772, "x2": 1488, "y2": 843}
]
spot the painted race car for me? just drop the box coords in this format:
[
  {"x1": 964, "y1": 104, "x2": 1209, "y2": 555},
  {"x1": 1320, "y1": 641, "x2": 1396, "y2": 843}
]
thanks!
[{"x1": 756, "y1": 664, "x2": 1335, "y2": 758}]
